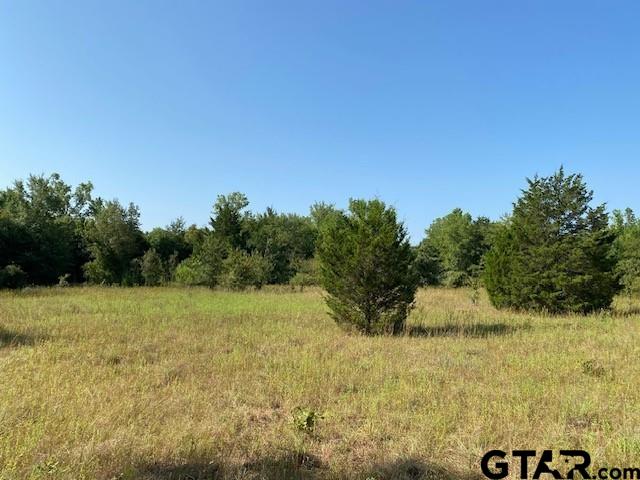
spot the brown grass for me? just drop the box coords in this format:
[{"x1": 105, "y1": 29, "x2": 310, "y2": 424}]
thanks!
[{"x1": 0, "y1": 287, "x2": 639, "y2": 479}]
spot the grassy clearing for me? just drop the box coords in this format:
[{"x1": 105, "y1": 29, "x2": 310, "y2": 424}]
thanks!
[{"x1": 0, "y1": 287, "x2": 639, "y2": 479}]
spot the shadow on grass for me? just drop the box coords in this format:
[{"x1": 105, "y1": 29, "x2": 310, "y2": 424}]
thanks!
[
  {"x1": 407, "y1": 322, "x2": 527, "y2": 338},
  {"x1": 366, "y1": 458, "x2": 481, "y2": 480},
  {"x1": 131, "y1": 455, "x2": 480, "y2": 480},
  {"x1": 133, "y1": 461, "x2": 220, "y2": 480},
  {"x1": 0, "y1": 328, "x2": 44, "y2": 348}
]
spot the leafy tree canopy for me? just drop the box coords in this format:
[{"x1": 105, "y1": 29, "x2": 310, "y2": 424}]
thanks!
[
  {"x1": 611, "y1": 208, "x2": 640, "y2": 295},
  {"x1": 0, "y1": 173, "x2": 96, "y2": 284},
  {"x1": 210, "y1": 192, "x2": 250, "y2": 250},
  {"x1": 83, "y1": 200, "x2": 147, "y2": 285},
  {"x1": 416, "y1": 208, "x2": 494, "y2": 287}
]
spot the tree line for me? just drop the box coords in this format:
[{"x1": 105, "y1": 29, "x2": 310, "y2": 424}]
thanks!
[
  {"x1": 0, "y1": 173, "x2": 494, "y2": 291},
  {"x1": 0, "y1": 175, "x2": 318, "y2": 290},
  {"x1": 1, "y1": 169, "x2": 640, "y2": 330}
]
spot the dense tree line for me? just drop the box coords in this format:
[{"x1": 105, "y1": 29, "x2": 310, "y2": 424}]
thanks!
[
  {"x1": 0, "y1": 174, "x2": 318, "y2": 290},
  {"x1": 611, "y1": 208, "x2": 640, "y2": 296},
  {"x1": 0, "y1": 174, "x2": 95, "y2": 287},
  {"x1": 2, "y1": 170, "x2": 640, "y2": 323}
]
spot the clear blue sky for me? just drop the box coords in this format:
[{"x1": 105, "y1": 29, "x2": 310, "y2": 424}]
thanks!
[{"x1": 1, "y1": 1, "x2": 639, "y2": 242}]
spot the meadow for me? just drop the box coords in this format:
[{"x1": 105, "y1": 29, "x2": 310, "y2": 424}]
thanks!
[{"x1": 0, "y1": 287, "x2": 639, "y2": 479}]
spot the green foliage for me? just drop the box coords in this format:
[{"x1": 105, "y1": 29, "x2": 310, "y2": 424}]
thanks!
[
  {"x1": 0, "y1": 171, "x2": 631, "y2": 304},
  {"x1": 173, "y1": 231, "x2": 227, "y2": 287},
  {"x1": 146, "y1": 218, "x2": 192, "y2": 279},
  {"x1": 611, "y1": 208, "x2": 640, "y2": 295},
  {"x1": 0, "y1": 174, "x2": 94, "y2": 285},
  {"x1": 0, "y1": 264, "x2": 27, "y2": 289},
  {"x1": 247, "y1": 208, "x2": 317, "y2": 284},
  {"x1": 179, "y1": 194, "x2": 319, "y2": 288},
  {"x1": 141, "y1": 249, "x2": 165, "y2": 286},
  {"x1": 190, "y1": 234, "x2": 228, "y2": 286},
  {"x1": 184, "y1": 225, "x2": 208, "y2": 251},
  {"x1": 210, "y1": 192, "x2": 250, "y2": 250},
  {"x1": 415, "y1": 209, "x2": 493, "y2": 287},
  {"x1": 176, "y1": 229, "x2": 271, "y2": 290},
  {"x1": 317, "y1": 199, "x2": 418, "y2": 335},
  {"x1": 292, "y1": 407, "x2": 323, "y2": 433},
  {"x1": 309, "y1": 201, "x2": 340, "y2": 228},
  {"x1": 174, "y1": 257, "x2": 215, "y2": 286},
  {"x1": 288, "y1": 258, "x2": 318, "y2": 291},
  {"x1": 412, "y1": 242, "x2": 443, "y2": 286},
  {"x1": 83, "y1": 201, "x2": 147, "y2": 285},
  {"x1": 121, "y1": 259, "x2": 144, "y2": 287},
  {"x1": 484, "y1": 168, "x2": 619, "y2": 313},
  {"x1": 219, "y1": 249, "x2": 271, "y2": 290},
  {"x1": 144, "y1": 218, "x2": 192, "y2": 283},
  {"x1": 0, "y1": 216, "x2": 33, "y2": 279}
]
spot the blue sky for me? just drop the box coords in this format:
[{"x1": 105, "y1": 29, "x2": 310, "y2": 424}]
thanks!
[{"x1": 1, "y1": 1, "x2": 639, "y2": 242}]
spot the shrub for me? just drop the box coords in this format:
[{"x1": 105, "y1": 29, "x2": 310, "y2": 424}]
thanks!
[
  {"x1": 121, "y1": 258, "x2": 143, "y2": 287},
  {"x1": 141, "y1": 249, "x2": 165, "y2": 286},
  {"x1": 292, "y1": 407, "x2": 323, "y2": 433},
  {"x1": 484, "y1": 168, "x2": 619, "y2": 313},
  {"x1": 174, "y1": 257, "x2": 215, "y2": 286},
  {"x1": 442, "y1": 270, "x2": 469, "y2": 288},
  {"x1": 317, "y1": 199, "x2": 418, "y2": 335},
  {"x1": 219, "y1": 249, "x2": 270, "y2": 290},
  {"x1": 288, "y1": 258, "x2": 318, "y2": 291},
  {"x1": 0, "y1": 264, "x2": 27, "y2": 289},
  {"x1": 175, "y1": 234, "x2": 227, "y2": 287}
]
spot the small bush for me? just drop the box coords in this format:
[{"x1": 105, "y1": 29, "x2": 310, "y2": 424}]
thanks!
[
  {"x1": 442, "y1": 270, "x2": 469, "y2": 288},
  {"x1": 289, "y1": 258, "x2": 318, "y2": 291},
  {"x1": 582, "y1": 359, "x2": 608, "y2": 378},
  {"x1": 289, "y1": 272, "x2": 316, "y2": 291},
  {"x1": 0, "y1": 264, "x2": 27, "y2": 289},
  {"x1": 292, "y1": 407, "x2": 323, "y2": 433},
  {"x1": 175, "y1": 234, "x2": 227, "y2": 287},
  {"x1": 219, "y1": 250, "x2": 270, "y2": 290},
  {"x1": 174, "y1": 257, "x2": 216, "y2": 286}
]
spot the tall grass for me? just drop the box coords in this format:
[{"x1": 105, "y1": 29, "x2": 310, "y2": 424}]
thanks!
[{"x1": 0, "y1": 287, "x2": 638, "y2": 479}]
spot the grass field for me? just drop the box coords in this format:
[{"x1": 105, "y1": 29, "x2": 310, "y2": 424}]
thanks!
[{"x1": 0, "y1": 287, "x2": 639, "y2": 480}]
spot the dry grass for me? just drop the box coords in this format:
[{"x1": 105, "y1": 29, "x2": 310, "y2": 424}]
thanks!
[{"x1": 0, "y1": 286, "x2": 639, "y2": 479}]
